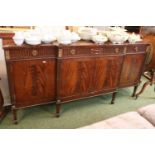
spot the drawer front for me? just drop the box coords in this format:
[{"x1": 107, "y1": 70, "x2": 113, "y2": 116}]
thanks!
[
  {"x1": 60, "y1": 46, "x2": 125, "y2": 57},
  {"x1": 5, "y1": 47, "x2": 57, "y2": 60},
  {"x1": 125, "y1": 44, "x2": 148, "y2": 53}
]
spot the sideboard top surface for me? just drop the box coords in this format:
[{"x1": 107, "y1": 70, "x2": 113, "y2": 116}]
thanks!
[{"x1": 3, "y1": 40, "x2": 150, "y2": 50}]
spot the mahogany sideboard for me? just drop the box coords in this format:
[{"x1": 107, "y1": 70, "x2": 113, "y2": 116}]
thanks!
[{"x1": 3, "y1": 41, "x2": 149, "y2": 123}]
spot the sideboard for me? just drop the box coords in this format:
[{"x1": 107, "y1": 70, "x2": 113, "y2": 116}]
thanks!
[{"x1": 3, "y1": 41, "x2": 149, "y2": 123}]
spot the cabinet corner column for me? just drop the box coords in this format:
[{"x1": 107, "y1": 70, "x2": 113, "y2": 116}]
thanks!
[
  {"x1": 12, "y1": 105, "x2": 18, "y2": 124},
  {"x1": 56, "y1": 48, "x2": 63, "y2": 117}
]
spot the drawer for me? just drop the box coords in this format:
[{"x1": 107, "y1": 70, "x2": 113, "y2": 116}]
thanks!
[
  {"x1": 60, "y1": 46, "x2": 125, "y2": 57},
  {"x1": 5, "y1": 47, "x2": 57, "y2": 60},
  {"x1": 124, "y1": 44, "x2": 147, "y2": 53}
]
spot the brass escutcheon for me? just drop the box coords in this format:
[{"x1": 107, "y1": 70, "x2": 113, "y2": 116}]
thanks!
[
  {"x1": 115, "y1": 48, "x2": 119, "y2": 53},
  {"x1": 32, "y1": 50, "x2": 38, "y2": 56},
  {"x1": 70, "y1": 49, "x2": 76, "y2": 55}
]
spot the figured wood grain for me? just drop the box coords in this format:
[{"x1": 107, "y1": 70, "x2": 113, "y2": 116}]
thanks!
[
  {"x1": 2, "y1": 41, "x2": 150, "y2": 121},
  {"x1": 119, "y1": 53, "x2": 146, "y2": 87},
  {"x1": 9, "y1": 59, "x2": 56, "y2": 108},
  {"x1": 59, "y1": 58, "x2": 95, "y2": 99},
  {"x1": 93, "y1": 55, "x2": 123, "y2": 92}
]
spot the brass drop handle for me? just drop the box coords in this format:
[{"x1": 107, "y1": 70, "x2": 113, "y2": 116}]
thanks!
[
  {"x1": 32, "y1": 50, "x2": 38, "y2": 56},
  {"x1": 135, "y1": 47, "x2": 138, "y2": 52},
  {"x1": 70, "y1": 49, "x2": 76, "y2": 55},
  {"x1": 91, "y1": 48, "x2": 101, "y2": 54},
  {"x1": 91, "y1": 48, "x2": 100, "y2": 52}
]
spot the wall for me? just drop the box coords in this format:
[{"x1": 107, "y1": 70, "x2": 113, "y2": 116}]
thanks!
[{"x1": 0, "y1": 39, "x2": 10, "y2": 106}]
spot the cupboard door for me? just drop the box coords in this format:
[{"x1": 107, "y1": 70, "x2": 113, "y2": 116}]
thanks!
[
  {"x1": 9, "y1": 59, "x2": 56, "y2": 108},
  {"x1": 119, "y1": 53, "x2": 146, "y2": 87},
  {"x1": 59, "y1": 58, "x2": 95, "y2": 101},
  {"x1": 93, "y1": 55, "x2": 123, "y2": 93}
]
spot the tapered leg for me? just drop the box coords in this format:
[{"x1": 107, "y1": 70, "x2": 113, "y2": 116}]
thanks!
[
  {"x1": 111, "y1": 92, "x2": 117, "y2": 104},
  {"x1": 132, "y1": 84, "x2": 139, "y2": 97},
  {"x1": 56, "y1": 100, "x2": 61, "y2": 117},
  {"x1": 135, "y1": 81, "x2": 151, "y2": 99},
  {"x1": 12, "y1": 106, "x2": 18, "y2": 124},
  {"x1": 150, "y1": 70, "x2": 155, "y2": 85}
]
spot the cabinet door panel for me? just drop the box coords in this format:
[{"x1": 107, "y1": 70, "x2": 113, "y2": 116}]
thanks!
[
  {"x1": 93, "y1": 55, "x2": 123, "y2": 92},
  {"x1": 59, "y1": 58, "x2": 95, "y2": 100},
  {"x1": 119, "y1": 53, "x2": 145, "y2": 87},
  {"x1": 10, "y1": 59, "x2": 56, "y2": 107}
]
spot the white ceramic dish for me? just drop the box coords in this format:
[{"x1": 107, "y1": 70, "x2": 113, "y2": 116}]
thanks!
[
  {"x1": 13, "y1": 37, "x2": 24, "y2": 46},
  {"x1": 13, "y1": 31, "x2": 25, "y2": 46},
  {"x1": 109, "y1": 26, "x2": 127, "y2": 32},
  {"x1": 92, "y1": 35, "x2": 108, "y2": 44},
  {"x1": 107, "y1": 32, "x2": 129, "y2": 44},
  {"x1": 58, "y1": 39, "x2": 71, "y2": 45},
  {"x1": 25, "y1": 38, "x2": 41, "y2": 45},
  {"x1": 71, "y1": 32, "x2": 81, "y2": 42},
  {"x1": 128, "y1": 34, "x2": 142, "y2": 43},
  {"x1": 71, "y1": 37, "x2": 80, "y2": 43},
  {"x1": 41, "y1": 36, "x2": 56, "y2": 44},
  {"x1": 78, "y1": 27, "x2": 97, "y2": 40}
]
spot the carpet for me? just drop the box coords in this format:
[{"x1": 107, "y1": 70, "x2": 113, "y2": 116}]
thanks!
[{"x1": 0, "y1": 78, "x2": 155, "y2": 129}]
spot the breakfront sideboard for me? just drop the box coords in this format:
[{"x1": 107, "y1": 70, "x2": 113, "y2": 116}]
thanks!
[{"x1": 3, "y1": 41, "x2": 149, "y2": 123}]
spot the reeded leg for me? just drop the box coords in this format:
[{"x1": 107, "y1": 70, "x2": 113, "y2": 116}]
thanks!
[
  {"x1": 12, "y1": 106, "x2": 18, "y2": 124},
  {"x1": 111, "y1": 92, "x2": 117, "y2": 104},
  {"x1": 132, "y1": 84, "x2": 139, "y2": 97},
  {"x1": 56, "y1": 100, "x2": 61, "y2": 117}
]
